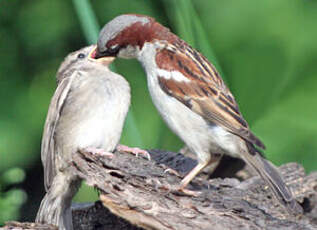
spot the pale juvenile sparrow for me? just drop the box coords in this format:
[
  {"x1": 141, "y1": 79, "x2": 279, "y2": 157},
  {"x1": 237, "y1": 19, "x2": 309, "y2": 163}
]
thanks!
[{"x1": 36, "y1": 45, "x2": 133, "y2": 229}]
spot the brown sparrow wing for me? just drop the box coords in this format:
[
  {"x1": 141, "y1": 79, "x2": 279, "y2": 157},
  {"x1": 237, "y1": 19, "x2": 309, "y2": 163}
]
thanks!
[
  {"x1": 41, "y1": 73, "x2": 75, "y2": 191},
  {"x1": 156, "y1": 46, "x2": 265, "y2": 149}
]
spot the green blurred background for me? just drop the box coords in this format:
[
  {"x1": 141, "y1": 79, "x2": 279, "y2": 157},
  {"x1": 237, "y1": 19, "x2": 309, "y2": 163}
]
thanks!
[{"x1": 0, "y1": 0, "x2": 316, "y2": 224}]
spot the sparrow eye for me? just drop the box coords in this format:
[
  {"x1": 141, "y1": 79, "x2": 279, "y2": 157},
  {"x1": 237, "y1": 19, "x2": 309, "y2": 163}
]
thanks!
[
  {"x1": 77, "y1": 53, "x2": 86, "y2": 59},
  {"x1": 106, "y1": 44, "x2": 121, "y2": 56}
]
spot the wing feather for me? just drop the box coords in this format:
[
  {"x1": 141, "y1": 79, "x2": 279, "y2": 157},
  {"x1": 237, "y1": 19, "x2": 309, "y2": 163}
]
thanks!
[
  {"x1": 41, "y1": 74, "x2": 75, "y2": 191},
  {"x1": 156, "y1": 46, "x2": 265, "y2": 149}
]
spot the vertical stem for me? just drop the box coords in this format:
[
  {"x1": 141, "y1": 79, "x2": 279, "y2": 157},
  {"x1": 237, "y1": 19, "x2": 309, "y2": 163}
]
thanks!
[{"x1": 72, "y1": 0, "x2": 100, "y2": 44}]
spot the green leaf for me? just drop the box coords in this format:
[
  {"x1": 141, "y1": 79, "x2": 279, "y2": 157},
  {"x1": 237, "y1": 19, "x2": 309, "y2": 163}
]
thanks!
[
  {"x1": 0, "y1": 189, "x2": 27, "y2": 224},
  {"x1": 1, "y1": 168, "x2": 25, "y2": 186}
]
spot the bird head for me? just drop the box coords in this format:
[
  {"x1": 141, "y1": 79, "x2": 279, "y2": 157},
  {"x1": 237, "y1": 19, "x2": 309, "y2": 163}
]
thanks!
[
  {"x1": 57, "y1": 45, "x2": 115, "y2": 83},
  {"x1": 94, "y1": 14, "x2": 177, "y2": 59}
]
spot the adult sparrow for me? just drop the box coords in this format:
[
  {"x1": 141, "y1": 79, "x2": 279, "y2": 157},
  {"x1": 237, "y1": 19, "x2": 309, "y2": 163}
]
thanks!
[
  {"x1": 35, "y1": 45, "x2": 144, "y2": 229},
  {"x1": 93, "y1": 14, "x2": 302, "y2": 214}
]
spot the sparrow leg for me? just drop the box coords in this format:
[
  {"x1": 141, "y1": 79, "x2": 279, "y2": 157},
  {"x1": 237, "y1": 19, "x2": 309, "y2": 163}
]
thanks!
[
  {"x1": 177, "y1": 153, "x2": 222, "y2": 196},
  {"x1": 179, "y1": 161, "x2": 209, "y2": 190},
  {"x1": 83, "y1": 147, "x2": 114, "y2": 158},
  {"x1": 205, "y1": 153, "x2": 223, "y2": 175},
  {"x1": 116, "y1": 144, "x2": 151, "y2": 160}
]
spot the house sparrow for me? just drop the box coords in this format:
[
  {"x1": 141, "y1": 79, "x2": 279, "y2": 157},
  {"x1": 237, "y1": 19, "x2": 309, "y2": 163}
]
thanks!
[
  {"x1": 93, "y1": 14, "x2": 302, "y2": 214},
  {"x1": 35, "y1": 45, "x2": 146, "y2": 230}
]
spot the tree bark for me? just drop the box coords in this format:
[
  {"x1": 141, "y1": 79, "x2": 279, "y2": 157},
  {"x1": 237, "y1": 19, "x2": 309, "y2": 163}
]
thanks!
[{"x1": 4, "y1": 149, "x2": 317, "y2": 230}]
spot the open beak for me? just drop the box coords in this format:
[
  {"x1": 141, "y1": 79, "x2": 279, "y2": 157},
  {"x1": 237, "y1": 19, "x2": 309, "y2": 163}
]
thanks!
[
  {"x1": 91, "y1": 48, "x2": 104, "y2": 59},
  {"x1": 89, "y1": 47, "x2": 115, "y2": 66}
]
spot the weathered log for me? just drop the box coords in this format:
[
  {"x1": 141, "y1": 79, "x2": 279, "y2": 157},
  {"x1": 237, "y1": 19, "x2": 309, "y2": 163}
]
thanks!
[{"x1": 3, "y1": 149, "x2": 317, "y2": 230}]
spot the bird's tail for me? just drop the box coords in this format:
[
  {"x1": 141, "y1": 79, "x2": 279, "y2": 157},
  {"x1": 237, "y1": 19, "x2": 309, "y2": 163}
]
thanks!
[
  {"x1": 35, "y1": 173, "x2": 80, "y2": 230},
  {"x1": 241, "y1": 142, "x2": 303, "y2": 215}
]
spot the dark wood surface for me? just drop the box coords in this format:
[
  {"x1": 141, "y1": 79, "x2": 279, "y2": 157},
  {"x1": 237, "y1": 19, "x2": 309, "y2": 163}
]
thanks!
[{"x1": 3, "y1": 149, "x2": 317, "y2": 230}]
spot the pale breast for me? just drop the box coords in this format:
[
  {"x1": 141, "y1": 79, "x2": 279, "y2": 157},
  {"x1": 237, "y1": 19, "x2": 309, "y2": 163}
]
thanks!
[
  {"x1": 55, "y1": 70, "x2": 130, "y2": 159},
  {"x1": 140, "y1": 42, "x2": 241, "y2": 160}
]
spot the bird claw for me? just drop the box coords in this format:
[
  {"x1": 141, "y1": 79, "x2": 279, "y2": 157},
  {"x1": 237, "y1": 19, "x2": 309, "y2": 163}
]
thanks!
[
  {"x1": 164, "y1": 168, "x2": 181, "y2": 177},
  {"x1": 116, "y1": 144, "x2": 151, "y2": 160},
  {"x1": 161, "y1": 184, "x2": 201, "y2": 197},
  {"x1": 173, "y1": 185, "x2": 202, "y2": 197},
  {"x1": 84, "y1": 147, "x2": 114, "y2": 158}
]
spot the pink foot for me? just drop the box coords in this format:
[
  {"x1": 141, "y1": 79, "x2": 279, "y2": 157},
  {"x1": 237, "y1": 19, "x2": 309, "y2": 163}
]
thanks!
[
  {"x1": 116, "y1": 144, "x2": 151, "y2": 160},
  {"x1": 177, "y1": 187, "x2": 201, "y2": 197},
  {"x1": 164, "y1": 168, "x2": 181, "y2": 177},
  {"x1": 159, "y1": 184, "x2": 201, "y2": 197},
  {"x1": 84, "y1": 147, "x2": 114, "y2": 158}
]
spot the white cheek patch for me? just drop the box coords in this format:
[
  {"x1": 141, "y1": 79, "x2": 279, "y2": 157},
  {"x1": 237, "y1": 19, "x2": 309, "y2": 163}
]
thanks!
[
  {"x1": 156, "y1": 68, "x2": 190, "y2": 82},
  {"x1": 118, "y1": 45, "x2": 140, "y2": 59}
]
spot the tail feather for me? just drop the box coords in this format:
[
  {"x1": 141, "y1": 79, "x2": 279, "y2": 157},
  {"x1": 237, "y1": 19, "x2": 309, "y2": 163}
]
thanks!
[
  {"x1": 36, "y1": 192, "x2": 70, "y2": 227},
  {"x1": 242, "y1": 142, "x2": 303, "y2": 215},
  {"x1": 35, "y1": 173, "x2": 80, "y2": 230}
]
